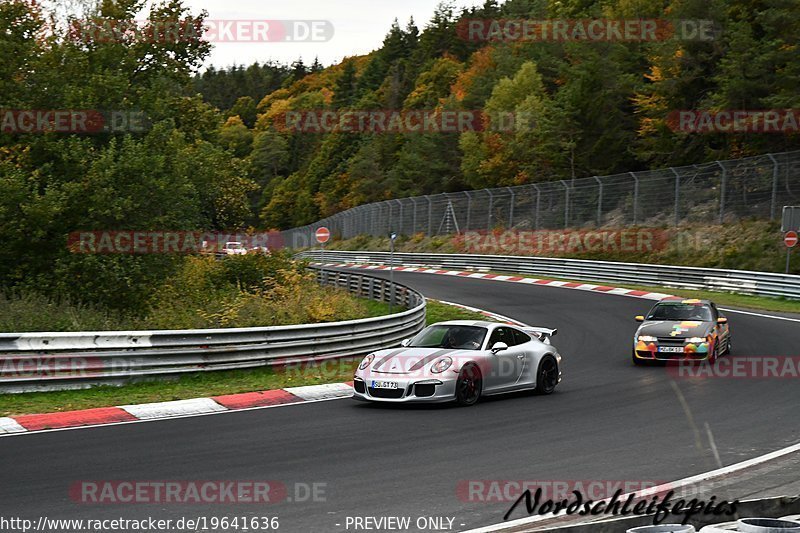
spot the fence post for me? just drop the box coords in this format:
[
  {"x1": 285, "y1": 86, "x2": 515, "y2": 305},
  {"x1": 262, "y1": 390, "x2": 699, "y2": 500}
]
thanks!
[
  {"x1": 532, "y1": 184, "x2": 541, "y2": 230},
  {"x1": 486, "y1": 189, "x2": 494, "y2": 229},
  {"x1": 464, "y1": 191, "x2": 472, "y2": 231},
  {"x1": 593, "y1": 176, "x2": 602, "y2": 226},
  {"x1": 506, "y1": 187, "x2": 515, "y2": 228},
  {"x1": 768, "y1": 153, "x2": 779, "y2": 220},
  {"x1": 395, "y1": 199, "x2": 403, "y2": 235},
  {"x1": 630, "y1": 172, "x2": 639, "y2": 225},
  {"x1": 670, "y1": 167, "x2": 680, "y2": 226},
  {"x1": 560, "y1": 180, "x2": 570, "y2": 228},
  {"x1": 716, "y1": 161, "x2": 726, "y2": 224},
  {"x1": 411, "y1": 197, "x2": 418, "y2": 234},
  {"x1": 426, "y1": 195, "x2": 433, "y2": 236}
]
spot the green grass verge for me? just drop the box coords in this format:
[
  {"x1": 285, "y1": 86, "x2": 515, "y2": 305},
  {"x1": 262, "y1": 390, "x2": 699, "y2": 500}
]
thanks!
[{"x1": 0, "y1": 299, "x2": 491, "y2": 417}]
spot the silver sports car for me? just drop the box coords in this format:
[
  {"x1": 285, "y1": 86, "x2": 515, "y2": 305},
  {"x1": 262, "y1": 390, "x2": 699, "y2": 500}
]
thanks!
[{"x1": 352, "y1": 320, "x2": 562, "y2": 406}]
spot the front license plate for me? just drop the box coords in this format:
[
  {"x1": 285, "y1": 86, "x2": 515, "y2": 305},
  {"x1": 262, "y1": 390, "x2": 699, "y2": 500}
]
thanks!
[
  {"x1": 659, "y1": 346, "x2": 685, "y2": 353},
  {"x1": 371, "y1": 380, "x2": 399, "y2": 389}
]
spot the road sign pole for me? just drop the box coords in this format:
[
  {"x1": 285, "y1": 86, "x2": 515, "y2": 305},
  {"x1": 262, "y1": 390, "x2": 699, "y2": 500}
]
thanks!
[
  {"x1": 784, "y1": 230, "x2": 799, "y2": 274},
  {"x1": 787, "y1": 248, "x2": 791, "y2": 275},
  {"x1": 389, "y1": 232, "x2": 397, "y2": 314}
]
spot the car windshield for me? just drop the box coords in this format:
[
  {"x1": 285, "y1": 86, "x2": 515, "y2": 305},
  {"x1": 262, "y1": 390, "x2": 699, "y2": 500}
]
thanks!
[
  {"x1": 407, "y1": 325, "x2": 487, "y2": 350},
  {"x1": 647, "y1": 303, "x2": 713, "y2": 322}
]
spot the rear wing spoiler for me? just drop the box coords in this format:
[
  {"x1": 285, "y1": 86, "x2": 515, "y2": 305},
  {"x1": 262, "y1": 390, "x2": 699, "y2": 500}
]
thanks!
[{"x1": 523, "y1": 327, "x2": 558, "y2": 342}]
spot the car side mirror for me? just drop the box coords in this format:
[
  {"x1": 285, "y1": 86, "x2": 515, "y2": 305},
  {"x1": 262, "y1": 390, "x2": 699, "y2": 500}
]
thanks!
[
  {"x1": 635, "y1": 315, "x2": 645, "y2": 322},
  {"x1": 400, "y1": 338, "x2": 410, "y2": 347},
  {"x1": 717, "y1": 317, "x2": 728, "y2": 324},
  {"x1": 491, "y1": 342, "x2": 508, "y2": 354}
]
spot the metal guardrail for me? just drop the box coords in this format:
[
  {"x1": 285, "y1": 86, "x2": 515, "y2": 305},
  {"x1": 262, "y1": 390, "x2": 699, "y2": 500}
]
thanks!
[
  {"x1": 0, "y1": 268, "x2": 426, "y2": 393},
  {"x1": 299, "y1": 251, "x2": 800, "y2": 300}
]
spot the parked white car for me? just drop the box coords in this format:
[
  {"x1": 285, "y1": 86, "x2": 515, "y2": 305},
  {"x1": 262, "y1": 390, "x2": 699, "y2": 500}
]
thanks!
[{"x1": 223, "y1": 241, "x2": 247, "y2": 255}]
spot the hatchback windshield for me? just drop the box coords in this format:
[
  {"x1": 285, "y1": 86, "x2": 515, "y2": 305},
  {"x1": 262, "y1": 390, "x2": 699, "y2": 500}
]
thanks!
[{"x1": 647, "y1": 303, "x2": 713, "y2": 322}]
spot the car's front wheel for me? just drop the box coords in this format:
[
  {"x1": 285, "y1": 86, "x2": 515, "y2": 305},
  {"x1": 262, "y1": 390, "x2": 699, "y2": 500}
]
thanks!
[
  {"x1": 534, "y1": 356, "x2": 559, "y2": 395},
  {"x1": 455, "y1": 364, "x2": 482, "y2": 406}
]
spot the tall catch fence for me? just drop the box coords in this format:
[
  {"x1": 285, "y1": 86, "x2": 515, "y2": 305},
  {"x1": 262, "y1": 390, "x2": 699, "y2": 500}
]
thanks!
[{"x1": 281, "y1": 151, "x2": 800, "y2": 247}]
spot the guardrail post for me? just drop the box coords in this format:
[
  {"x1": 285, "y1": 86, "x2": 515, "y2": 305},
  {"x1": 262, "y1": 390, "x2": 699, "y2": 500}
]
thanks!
[
  {"x1": 768, "y1": 154, "x2": 779, "y2": 220},
  {"x1": 716, "y1": 161, "x2": 726, "y2": 224}
]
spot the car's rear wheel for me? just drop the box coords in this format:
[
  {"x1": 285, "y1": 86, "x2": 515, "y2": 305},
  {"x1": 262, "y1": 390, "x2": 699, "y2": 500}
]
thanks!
[
  {"x1": 534, "y1": 356, "x2": 559, "y2": 395},
  {"x1": 455, "y1": 365, "x2": 482, "y2": 406}
]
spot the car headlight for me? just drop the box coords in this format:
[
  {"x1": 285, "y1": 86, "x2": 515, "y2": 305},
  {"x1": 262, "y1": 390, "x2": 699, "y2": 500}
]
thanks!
[
  {"x1": 686, "y1": 337, "x2": 709, "y2": 344},
  {"x1": 637, "y1": 335, "x2": 657, "y2": 342},
  {"x1": 358, "y1": 354, "x2": 375, "y2": 370},
  {"x1": 430, "y1": 357, "x2": 453, "y2": 374}
]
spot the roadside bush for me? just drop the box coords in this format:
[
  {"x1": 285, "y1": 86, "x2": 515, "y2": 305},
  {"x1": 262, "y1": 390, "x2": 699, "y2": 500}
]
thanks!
[{"x1": 0, "y1": 253, "x2": 380, "y2": 332}]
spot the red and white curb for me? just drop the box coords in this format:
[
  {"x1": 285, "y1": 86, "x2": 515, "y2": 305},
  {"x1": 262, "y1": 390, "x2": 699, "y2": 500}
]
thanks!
[
  {"x1": 0, "y1": 382, "x2": 356, "y2": 436},
  {"x1": 314, "y1": 262, "x2": 677, "y2": 301}
]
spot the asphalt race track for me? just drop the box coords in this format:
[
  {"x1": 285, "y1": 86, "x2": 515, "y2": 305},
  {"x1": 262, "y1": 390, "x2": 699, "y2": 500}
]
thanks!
[{"x1": 2, "y1": 269, "x2": 799, "y2": 532}]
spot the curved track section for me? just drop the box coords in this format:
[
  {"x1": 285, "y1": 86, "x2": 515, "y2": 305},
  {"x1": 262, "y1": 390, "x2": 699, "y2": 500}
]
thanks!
[{"x1": 1, "y1": 269, "x2": 799, "y2": 532}]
